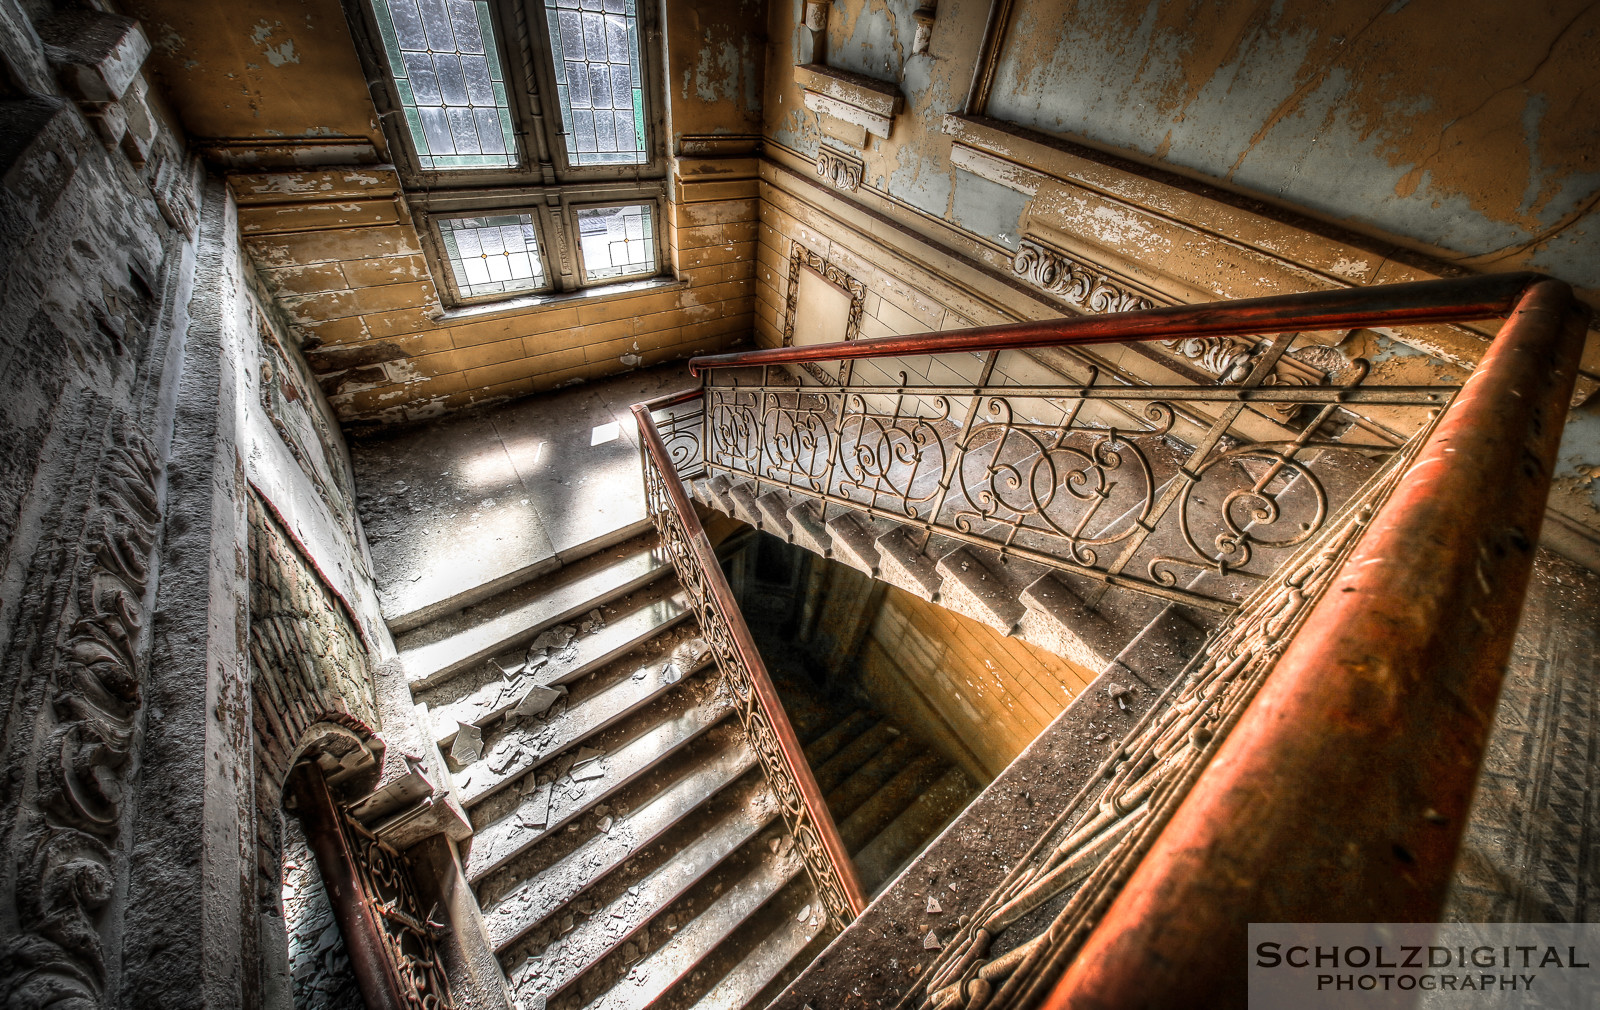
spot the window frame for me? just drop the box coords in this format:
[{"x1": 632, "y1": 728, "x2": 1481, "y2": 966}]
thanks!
[
  {"x1": 413, "y1": 186, "x2": 666, "y2": 306},
  {"x1": 567, "y1": 197, "x2": 662, "y2": 285},
  {"x1": 345, "y1": 0, "x2": 671, "y2": 309},
  {"x1": 347, "y1": 0, "x2": 668, "y2": 189}
]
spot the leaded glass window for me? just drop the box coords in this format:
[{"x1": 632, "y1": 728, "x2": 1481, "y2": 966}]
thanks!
[
  {"x1": 576, "y1": 204, "x2": 654, "y2": 280},
  {"x1": 373, "y1": 0, "x2": 518, "y2": 170},
  {"x1": 438, "y1": 213, "x2": 547, "y2": 296},
  {"x1": 543, "y1": 0, "x2": 648, "y2": 166}
]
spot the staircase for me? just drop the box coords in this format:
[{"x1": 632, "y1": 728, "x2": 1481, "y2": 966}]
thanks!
[
  {"x1": 396, "y1": 527, "x2": 972, "y2": 1010},
  {"x1": 689, "y1": 472, "x2": 1208, "y2": 685}
]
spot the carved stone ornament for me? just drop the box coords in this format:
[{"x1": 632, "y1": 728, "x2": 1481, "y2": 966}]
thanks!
[
  {"x1": 815, "y1": 146, "x2": 863, "y2": 192},
  {"x1": 1010, "y1": 238, "x2": 1156, "y2": 317},
  {"x1": 803, "y1": 0, "x2": 828, "y2": 31},
  {"x1": 784, "y1": 243, "x2": 866, "y2": 386},
  {"x1": 2, "y1": 416, "x2": 163, "y2": 1006}
]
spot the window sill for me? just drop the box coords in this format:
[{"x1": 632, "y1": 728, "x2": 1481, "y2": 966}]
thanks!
[{"x1": 432, "y1": 275, "x2": 687, "y2": 324}]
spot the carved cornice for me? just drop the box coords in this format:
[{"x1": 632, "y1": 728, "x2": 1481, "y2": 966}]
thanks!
[
  {"x1": 814, "y1": 146, "x2": 863, "y2": 192},
  {"x1": 1010, "y1": 237, "x2": 1155, "y2": 315},
  {"x1": 3, "y1": 415, "x2": 162, "y2": 1005}
]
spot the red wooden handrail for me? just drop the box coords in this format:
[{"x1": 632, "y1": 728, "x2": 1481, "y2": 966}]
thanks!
[
  {"x1": 630, "y1": 397, "x2": 869, "y2": 918},
  {"x1": 1041, "y1": 278, "x2": 1588, "y2": 1007},
  {"x1": 688, "y1": 272, "x2": 1541, "y2": 376}
]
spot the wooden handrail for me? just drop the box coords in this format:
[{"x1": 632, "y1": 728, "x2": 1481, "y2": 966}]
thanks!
[
  {"x1": 688, "y1": 272, "x2": 1541, "y2": 375},
  {"x1": 630, "y1": 397, "x2": 869, "y2": 920},
  {"x1": 1042, "y1": 278, "x2": 1589, "y2": 1007}
]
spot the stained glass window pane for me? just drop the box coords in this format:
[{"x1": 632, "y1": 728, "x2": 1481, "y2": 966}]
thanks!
[
  {"x1": 576, "y1": 204, "x2": 654, "y2": 281},
  {"x1": 438, "y1": 213, "x2": 546, "y2": 296},
  {"x1": 374, "y1": 0, "x2": 518, "y2": 170},
  {"x1": 544, "y1": 0, "x2": 649, "y2": 166}
]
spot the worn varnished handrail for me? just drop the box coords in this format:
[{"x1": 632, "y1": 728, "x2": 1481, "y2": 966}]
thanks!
[
  {"x1": 658, "y1": 271, "x2": 1589, "y2": 1008},
  {"x1": 631, "y1": 395, "x2": 869, "y2": 921},
  {"x1": 1039, "y1": 278, "x2": 1588, "y2": 1007},
  {"x1": 688, "y1": 272, "x2": 1541, "y2": 376}
]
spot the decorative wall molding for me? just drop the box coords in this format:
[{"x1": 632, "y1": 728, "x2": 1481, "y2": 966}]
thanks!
[
  {"x1": 1010, "y1": 237, "x2": 1155, "y2": 315},
  {"x1": 784, "y1": 242, "x2": 866, "y2": 385},
  {"x1": 3, "y1": 415, "x2": 162, "y2": 1006},
  {"x1": 795, "y1": 64, "x2": 903, "y2": 147},
  {"x1": 814, "y1": 146, "x2": 863, "y2": 192}
]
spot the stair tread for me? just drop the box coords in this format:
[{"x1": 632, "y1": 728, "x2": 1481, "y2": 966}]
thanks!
[
  {"x1": 463, "y1": 682, "x2": 731, "y2": 874},
  {"x1": 399, "y1": 537, "x2": 674, "y2": 689},
  {"x1": 813, "y1": 721, "x2": 898, "y2": 794},
  {"x1": 579, "y1": 851, "x2": 806, "y2": 1010},
  {"x1": 855, "y1": 765, "x2": 975, "y2": 894},
  {"x1": 486, "y1": 743, "x2": 768, "y2": 951},
  {"x1": 824, "y1": 734, "x2": 922, "y2": 823},
  {"x1": 800, "y1": 710, "x2": 873, "y2": 765},
  {"x1": 838, "y1": 753, "x2": 946, "y2": 853},
  {"x1": 429, "y1": 594, "x2": 695, "y2": 746},
  {"x1": 507, "y1": 762, "x2": 777, "y2": 992},
  {"x1": 690, "y1": 885, "x2": 822, "y2": 1010}
]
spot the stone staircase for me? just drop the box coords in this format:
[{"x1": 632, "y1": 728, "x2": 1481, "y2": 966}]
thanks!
[
  {"x1": 396, "y1": 528, "x2": 975, "y2": 1010},
  {"x1": 690, "y1": 474, "x2": 1209, "y2": 685}
]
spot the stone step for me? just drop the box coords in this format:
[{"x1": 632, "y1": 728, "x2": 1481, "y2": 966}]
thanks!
[
  {"x1": 838, "y1": 753, "x2": 946, "y2": 853},
  {"x1": 485, "y1": 741, "x2": 768, "y2": 952},
  {"x1": 754, "y1": 491, "x2": 795, "y2": 541},
  {"x1": 726, "y1": 481, "x2": 766, "y2": 529},
  {"x1": 577, "y1": 848, "x2": 806, "y2": 1010},
  {"x1": 459, "y1": 672, "x2": 730, "y2": 852},
  {"x1": 800, "y1": 709, "x2": 874, "y2": 765},
  {"x1": 786, "y1": 501, "x2": 832, "y2": 559},
  {"x1": 398, "y1": 534, "x2": 674, "y2": 690},
  {"x1": 506, "y1": 772, "x2": 779, "y2": 999},
  {"x1": 823, "y1": 734, "x2": 921, "y2": 824},
  {"x1": 813, "y1": 721, "x2": 899, "y2": 795},
  {"x1": 427, "y1": 594, "x2": 697, "y2": 748},
  {"x1": 689, "y1": 881, "x2": 823, "y2": 1010},
  {"x1": 854, "y1": 765, "x2": 974, "y2": 893}
]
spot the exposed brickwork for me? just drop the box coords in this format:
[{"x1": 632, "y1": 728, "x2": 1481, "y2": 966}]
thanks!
[
  {"x1": 247, "y1": 494, "x2": 380, "y2": 914},
  {"x1": 235, "y1": 171, "x2": 756, "y2": 426}
]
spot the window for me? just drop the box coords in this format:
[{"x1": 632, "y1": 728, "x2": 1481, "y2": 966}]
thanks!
[
  {"x1": 348, "y1": 0, "x2": 667, "y2": 305},
  {"x1": 575, "y1": 203, "x2": 654, "y2": 281},
  {"x1": 543, "y1": 0, "x2": 648, "y2": 166},
  {"x1": 372, "y1": 0, "x2": 518, "y2": 169},
  {"x1": 437, "y1": 213, "x2": 546, "y2": 296}
]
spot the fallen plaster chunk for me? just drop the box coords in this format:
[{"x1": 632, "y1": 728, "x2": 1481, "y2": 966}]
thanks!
[
  {"x1": 923, "y1": 930, "x2": 942, "y2": 950},
  {"x1": 515, "y1": 683, "x2": 566, "y2": 718},
  {"x1": 926, "y1": 895, "x2": 942, "y2": 914},
  {"x1": 796, "y1": 904, "x2": 812, "y2": 923},
  {"x1": 451, "y1": 722, "x2": 483, "y2": 764}
]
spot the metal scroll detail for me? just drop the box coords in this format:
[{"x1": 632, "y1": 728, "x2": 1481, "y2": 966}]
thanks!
[
  {"x1": 639, "y1": 423, "x2": 858, "y2": 930},
  {"x1": 698, "y1": 345, "x2": 1451, "y2": 612},
  {"x1": 901, "y1": 418, "x2": 1437, "y2": 1010},
  {"x1": 339, "y1": 808, "x2": 455, "y2": 1010}
]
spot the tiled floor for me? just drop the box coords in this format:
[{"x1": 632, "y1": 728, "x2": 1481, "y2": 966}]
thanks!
[
  {"x1": 1445, "y1": 549, "x2": 1600, "y2": 922},
  {"x1": 350, "y1": 363, "x2": 695, "y2": 627}
]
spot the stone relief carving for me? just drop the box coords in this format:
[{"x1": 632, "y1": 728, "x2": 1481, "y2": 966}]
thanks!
[
  {"x1": 815, "y1": 146, "x2": 864, "y2": 192},
  {"x1": 3, "y1": 416, "x2": 162, "y2": 1007},
  {"x1": 784, "y1": 243, "x2": 866, "y2": 386},
  {"x1": 1010, "y1": 238, "x2": 1155, "y2": 316},
  {"x1": 1012, "y1": 238, "x2": 1338, "y2": 414}
]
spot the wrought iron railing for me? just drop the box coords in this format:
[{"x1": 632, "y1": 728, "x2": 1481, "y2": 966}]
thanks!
[
  {"x1": 632, "y1": 272, "x2": 1587, "y2": 1007},
  {"x1": 630, "y1": 392, "x2": 867, "y2": 930}
]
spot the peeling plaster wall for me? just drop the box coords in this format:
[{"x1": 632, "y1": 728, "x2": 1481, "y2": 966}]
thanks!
[
  {"x1": 986, "y1": 0, "x2": 1600, "y2": 290},
  {"x1": 664, "y1": 0, "x2": 766, "y2": 146},
  {"x1": 119, "y1": 0, "x2": 387, "y2": 164},
  {"x1": 762, "y1": 0, "x2": 1600, "y2": 561}
]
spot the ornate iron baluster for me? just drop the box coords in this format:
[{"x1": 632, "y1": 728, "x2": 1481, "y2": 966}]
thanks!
[
  {"x1": 633, "y1": 396, "x2": 868, "y2": 930},
  {"x1": 904, "y1": 411, "x2": 1440, "y2": 1010}
]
